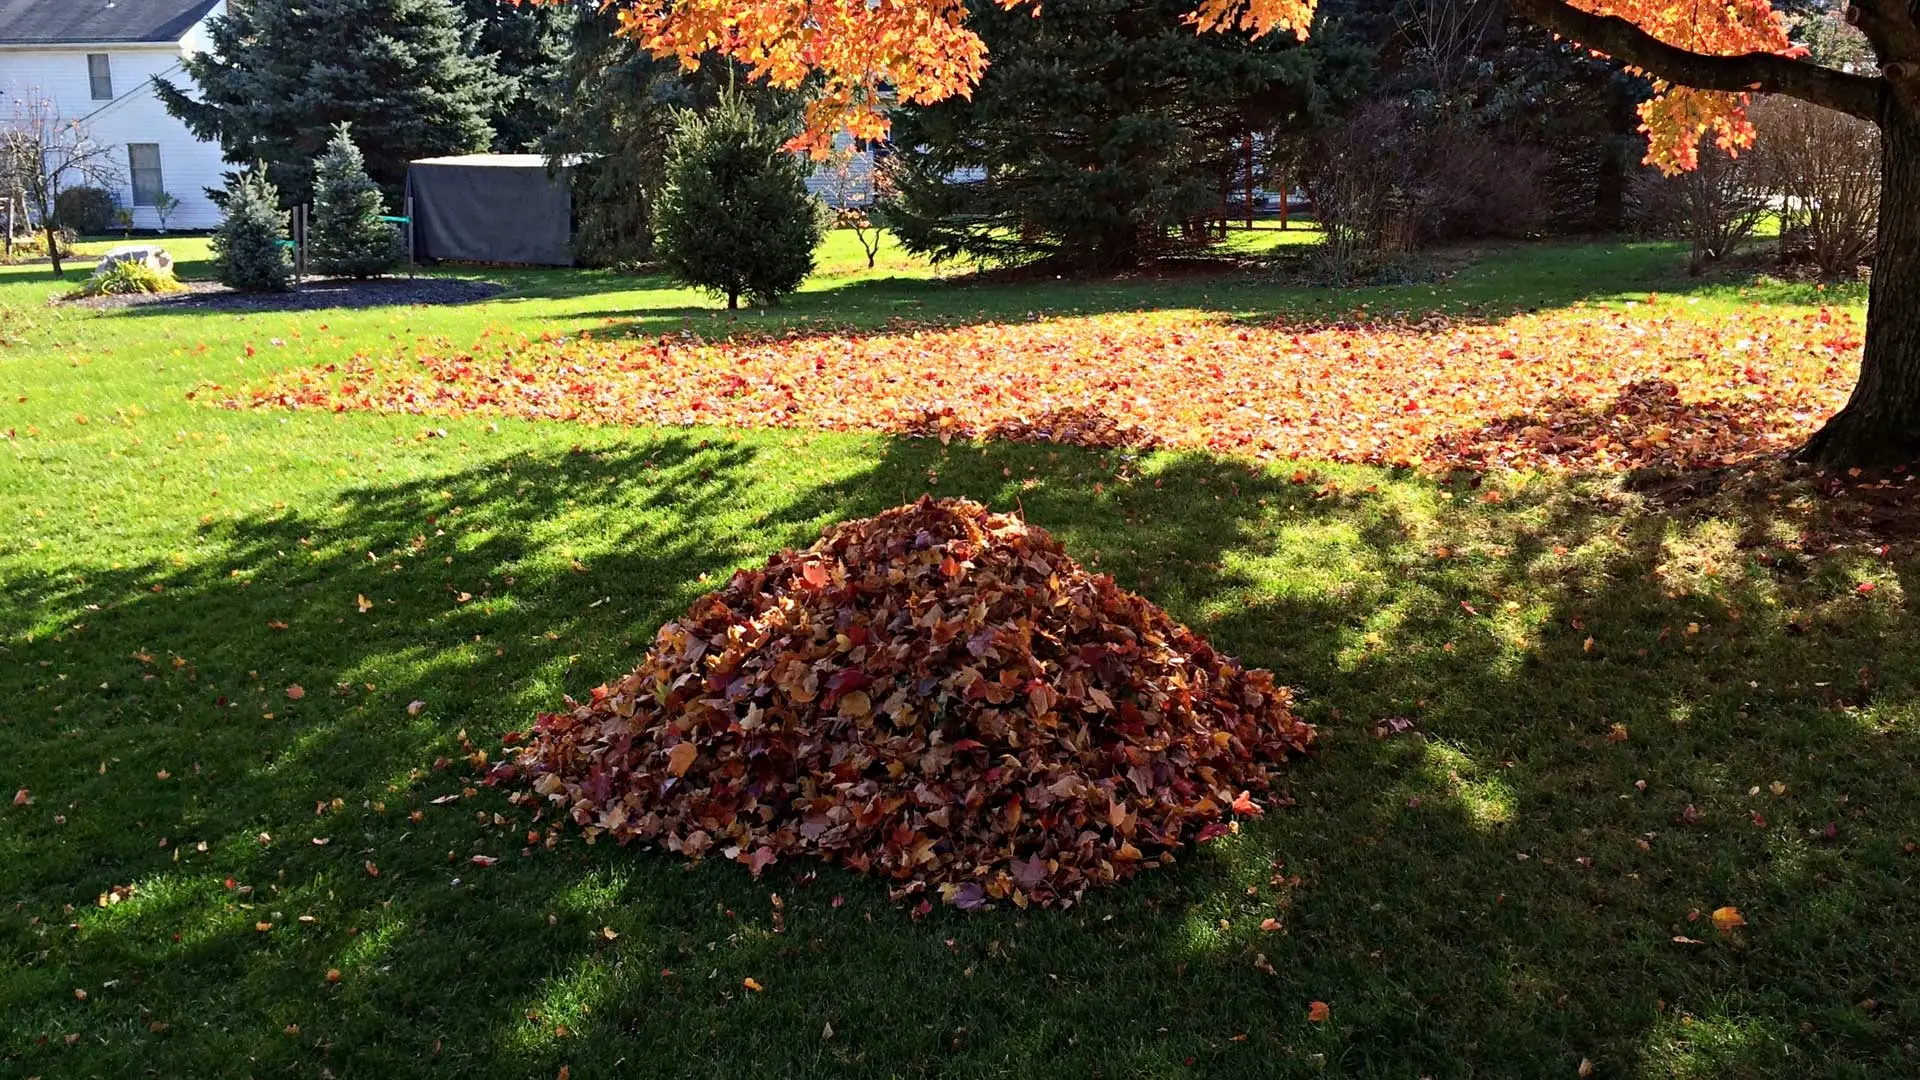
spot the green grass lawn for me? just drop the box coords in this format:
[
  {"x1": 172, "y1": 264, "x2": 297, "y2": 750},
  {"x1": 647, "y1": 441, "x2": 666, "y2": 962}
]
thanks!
[{"x1": 2, "y1": 231, "x2": 1913, "y2": 1079}]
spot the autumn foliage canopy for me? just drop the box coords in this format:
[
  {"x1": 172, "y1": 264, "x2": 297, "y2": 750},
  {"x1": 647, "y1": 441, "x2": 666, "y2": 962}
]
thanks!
[
  {"x1": 491, "y1": 497, "x2": 1312, "y2": 909},
  {"x1": 541, "y1": 0, "x2": 1806, "y2": 169}
]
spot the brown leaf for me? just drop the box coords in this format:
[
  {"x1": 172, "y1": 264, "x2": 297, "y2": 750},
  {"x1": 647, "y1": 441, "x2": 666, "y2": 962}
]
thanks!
[{"x1": 667, "y1": 742, "x2": 698, "y2": 777}]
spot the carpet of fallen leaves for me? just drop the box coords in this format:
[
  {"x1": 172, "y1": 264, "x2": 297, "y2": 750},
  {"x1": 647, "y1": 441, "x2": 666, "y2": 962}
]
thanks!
[
  {"x1": 216, "y1": 303, "x2": 1862, "y2": 471},
  {"x1": 490, "y1": 497, "x2": 1312, "y2": 910}
]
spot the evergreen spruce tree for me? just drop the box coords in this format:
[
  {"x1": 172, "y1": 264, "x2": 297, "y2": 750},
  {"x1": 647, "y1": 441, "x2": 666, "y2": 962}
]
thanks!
[
  {"x1": 461, "y1": 0, "x2": 570, "y2": 151},
  {"x1": 652, "y1": 94, "x2": 825, "y2": 309},
  {"x1": 548, "y1": 9, "x2": 792, "y2": 269},
  {"x1": 887, "y1": 0, "x2": 1362, "y2": 271},
  {"x1": 309, "y1": 125, "x2": 405, "y2": 279},
  {"x1": 213, "y1": 169, "x2": 294, "y2": 293},
  {"x1": 157, "y1": 0, "x2": 504, "y2": 207}
]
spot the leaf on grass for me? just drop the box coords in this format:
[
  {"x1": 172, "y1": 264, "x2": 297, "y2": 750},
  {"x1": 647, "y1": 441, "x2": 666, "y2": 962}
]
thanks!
[
  {"x1": 1307, "y1": 1001, "x2": 1330, "y2": 1023},
  {"x1": 1711, "y1": 906, "x2": 1746, "y2": 932},
  {"x1": 225, "y1": 308, "x2": 1862, "y2": 475}
]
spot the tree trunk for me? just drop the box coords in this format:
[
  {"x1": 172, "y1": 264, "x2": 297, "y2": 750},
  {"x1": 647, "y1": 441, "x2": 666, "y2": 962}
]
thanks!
[
  {"x1": 44, "y1": 222, "x2": 62, "y2": 277},
  {"x1": 727, "y1": 288, "x2": 738, "y2": 311},
  {"x1": 1800, "y1": 102, "x2": 1920, "y2": 470}
]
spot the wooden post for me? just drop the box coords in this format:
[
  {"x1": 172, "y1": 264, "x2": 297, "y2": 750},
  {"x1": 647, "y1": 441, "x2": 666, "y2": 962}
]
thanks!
[
  {"x1": 1244, "y1": 136, "x2": 1255, "y2": 230},
  {"x1": 294, "y1": 205, "x2": 307, "y2": 286},
  {"x1": 404, "y1": 194, "x2": 414, "y2": 279}
]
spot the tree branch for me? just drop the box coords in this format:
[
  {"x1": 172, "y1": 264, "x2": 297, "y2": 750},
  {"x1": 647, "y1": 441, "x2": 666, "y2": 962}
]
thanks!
[{"x1": 1509, "y1": 0, "x2": 1887, "y2": 122}]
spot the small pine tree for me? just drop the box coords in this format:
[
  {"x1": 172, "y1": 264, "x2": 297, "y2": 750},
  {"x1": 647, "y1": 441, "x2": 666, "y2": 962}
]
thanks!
[
  {"x1": 213, "y1": 168, "x2": 293, "y2": 293},
  {"x1": 652, "y1": 94, "x2": 825, "y2": 309},
  {"x1": 309, "y1": 124, "x2": 404, "y2": 278}
]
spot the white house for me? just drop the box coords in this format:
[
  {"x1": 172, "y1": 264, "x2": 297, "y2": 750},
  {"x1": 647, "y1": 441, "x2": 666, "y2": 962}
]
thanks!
[{"x1": 0, "y1": 0, "x2": 228, "y2": 230}]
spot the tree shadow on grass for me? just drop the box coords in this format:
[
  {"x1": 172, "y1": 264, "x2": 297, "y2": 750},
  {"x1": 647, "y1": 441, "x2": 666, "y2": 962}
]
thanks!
[
  {"x1": 554, "y1": 238, "x2": 1859, "y2": 344},
  {"x1": 4, "y1": 429, "x2": 1918, "y2": 1078}
]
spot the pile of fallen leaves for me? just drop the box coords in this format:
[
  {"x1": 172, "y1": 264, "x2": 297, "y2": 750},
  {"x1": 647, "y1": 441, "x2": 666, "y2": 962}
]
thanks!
[
  {"x1": 492, "y1": 497, "x2": 1312, "y2": 909},
  {"x1": 215, "y1": 304, "x2": 1861, "y2": 472}
]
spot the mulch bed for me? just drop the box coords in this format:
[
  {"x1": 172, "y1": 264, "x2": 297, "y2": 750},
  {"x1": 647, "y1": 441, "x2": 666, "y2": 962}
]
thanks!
[{"x1": 63, "y1": 277, "x2": 502, "y2": 312}]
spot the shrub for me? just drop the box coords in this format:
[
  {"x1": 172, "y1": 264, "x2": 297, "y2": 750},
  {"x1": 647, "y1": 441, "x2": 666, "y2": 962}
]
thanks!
[
  {"x1": 1631, "y1": 140, "x2": 1768, "y2": 274},
  {"x1": 212, "y1": 169, "x2": 293, "y2": 292},
  {"x1": 65, "y1": 261, "x2": 184, "y2": 299},
  {"x1": 1305, "y1": 104, "x2": 1420, "y2": 282},
  {"x1": 1304, "y1": 103, "x2": 1548, "y2": 281},
  {"x1": 1750, "y1": 95, "x2": 1878, "y2": 277},
  {"x1": 652, "y1": 93, "x2": 825, "y2": 309},
  {"x1": 153, "y1": 192, "x2": 181, "y2": 234},
  {"x1": 308, "y1": 123, "x2": 404, "y2": 278},
  {"x1": 54, "y1": 186, "x2": 118, "y2": 234},
  {"x1": 0, "y1": 227, "x2": 75, "y2": 265}
]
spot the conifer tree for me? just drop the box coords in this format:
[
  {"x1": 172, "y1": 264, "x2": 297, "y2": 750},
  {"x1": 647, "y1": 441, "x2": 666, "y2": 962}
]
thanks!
[
  {"x1": 213, "y1": 169, "x2": 294, "y2": 293},
  {"x1": 652, "y1": 94, "x2": 825, "y2": 309},
  {"x1": 461, "y1": 0, "x2": 571, "y2": 151},
  {"x1": 886, "y1": 0, "x2": 1356, "y2": 271},
  {"x1": 158, "y1": 0, "x2": 503, "y2": 206},
  {"x1": 309, "y1": 125, "x2": 405, "y2": 279}
]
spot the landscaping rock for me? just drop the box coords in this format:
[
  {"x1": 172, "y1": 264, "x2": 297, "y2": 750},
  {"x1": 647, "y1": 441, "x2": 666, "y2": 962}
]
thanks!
[
  {"x1": 495, "y1": 496, "x2": 1312, "y2": 909},
  {"x1": 93, "y1": 245, "x2": 173, "y2": 278}
]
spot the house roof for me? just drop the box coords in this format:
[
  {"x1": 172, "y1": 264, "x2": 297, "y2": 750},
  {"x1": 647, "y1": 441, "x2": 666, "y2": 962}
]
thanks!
[{"x1": 0, "y1": 0, "x2": 222, "y2": 46}]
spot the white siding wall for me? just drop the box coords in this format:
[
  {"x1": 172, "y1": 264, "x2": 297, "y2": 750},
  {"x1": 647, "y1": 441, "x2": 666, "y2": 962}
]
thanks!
[
  {"x1": 804, "y1": 132, "x2": 878, "y2": 208},
  {"x1": 0, "y1": 8, "x2": 231, "y2": 231}
]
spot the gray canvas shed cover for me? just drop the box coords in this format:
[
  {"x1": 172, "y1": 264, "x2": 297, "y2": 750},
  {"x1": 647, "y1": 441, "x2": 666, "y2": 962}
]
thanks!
[{"x1": 406, "y1": 155, "x2": 575, "y2": 266}]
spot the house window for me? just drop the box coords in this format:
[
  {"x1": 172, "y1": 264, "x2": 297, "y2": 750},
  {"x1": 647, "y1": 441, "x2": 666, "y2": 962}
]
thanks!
[
  {"x1": 128, "y1": 144, "x2": 163, "y2": 207},
  {"x1": 88, "y1": 54, "x2": 113, "y2": 100}
]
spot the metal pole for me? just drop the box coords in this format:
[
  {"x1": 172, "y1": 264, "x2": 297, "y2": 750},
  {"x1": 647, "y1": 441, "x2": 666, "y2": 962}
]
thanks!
[
  {"x1": 405, "y1": 194, "x2": 414, "y2": 279},
  {"x1": 1279, "y1": 165, "x2": 1289, "y2": 231}
]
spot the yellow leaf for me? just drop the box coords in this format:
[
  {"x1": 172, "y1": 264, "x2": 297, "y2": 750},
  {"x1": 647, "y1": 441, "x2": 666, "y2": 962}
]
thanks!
[{"x1": 1710, "y1": 906, "x2": 1746, "y2": 932}]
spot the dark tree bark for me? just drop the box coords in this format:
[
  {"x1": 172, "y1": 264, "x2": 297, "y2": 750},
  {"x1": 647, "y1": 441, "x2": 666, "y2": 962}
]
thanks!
[{"x1": 1799, "y1": 101, "x2": 1920, "y2": 468}]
